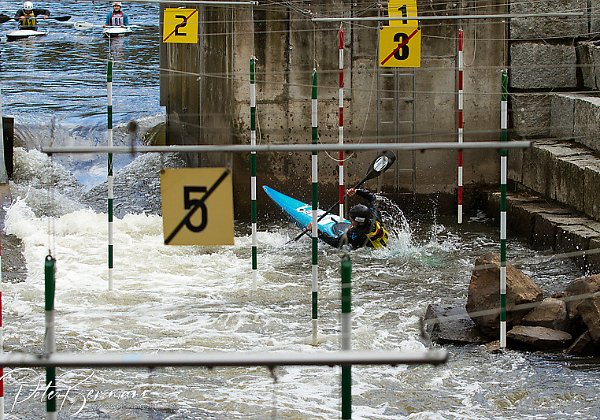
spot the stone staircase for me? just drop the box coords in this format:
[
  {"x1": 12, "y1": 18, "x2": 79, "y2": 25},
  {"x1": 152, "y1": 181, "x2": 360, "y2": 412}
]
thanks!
[{"x1": 484, "y1": 10, "x2": 600, "y2": 273}]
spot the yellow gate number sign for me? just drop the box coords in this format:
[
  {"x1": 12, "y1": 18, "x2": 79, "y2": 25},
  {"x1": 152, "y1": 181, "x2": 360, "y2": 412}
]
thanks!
[
  {"x1": 379, "y1": 26, "x2": 421, "y2": 68},
  {"x1": 163, "y1": 8, "x2": 199, "y2": 43},
  {"x1": 387, "y1": 0, "x2": 417, "y2": 26},
  {"x1": 379, "y1": 0, "x2": 421, "y2": 68},
  {"x1": 160, "y1": 168, "x2": 234, "y2": 246}
]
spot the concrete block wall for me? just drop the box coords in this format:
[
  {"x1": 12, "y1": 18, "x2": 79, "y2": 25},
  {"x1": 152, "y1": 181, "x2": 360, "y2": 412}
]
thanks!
[{"x1": 504, "y1": 0, "x2": 600, "y2": 269}]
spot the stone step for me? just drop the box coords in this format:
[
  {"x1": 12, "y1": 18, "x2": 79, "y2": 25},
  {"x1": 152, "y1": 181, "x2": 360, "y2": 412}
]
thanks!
[
  {"x1": 511, "y1": 92, "x2": 600, "y2": 154},
  {"x1": 508, "y1": 138, "x2": 600, "y2": 222},
  {"x1": 484, "y1": 190, "x2": 600, "y2": 273}
]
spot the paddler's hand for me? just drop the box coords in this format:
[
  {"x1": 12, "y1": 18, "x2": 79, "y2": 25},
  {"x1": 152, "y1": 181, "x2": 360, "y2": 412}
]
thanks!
[
  {"x1": 307, "y1": 222, "x2": 313, "y2": 231},
  {"x1": 346, "y1": 188, "x2": 356, "y2": 197}
]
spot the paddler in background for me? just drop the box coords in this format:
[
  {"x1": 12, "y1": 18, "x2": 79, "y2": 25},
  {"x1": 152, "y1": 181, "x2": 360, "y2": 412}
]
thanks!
[
  {"x1": 341, "y1": 187, "x2": 389, "y2": 250},
  {"x1": 14, "y1": 1, "x2": 50, "y2": 30},
  {"x1": 104, "y1": 1, "x2": 129, "y2": 28}
]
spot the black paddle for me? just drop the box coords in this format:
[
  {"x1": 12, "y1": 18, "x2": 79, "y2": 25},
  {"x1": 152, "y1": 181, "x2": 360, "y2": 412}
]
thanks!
[
  {"x1": 290, "y1": 150, "x2": 397, "y2": 243},
  {"x1": 0, "y1": 14, "x2": 71, "y2": 24}
]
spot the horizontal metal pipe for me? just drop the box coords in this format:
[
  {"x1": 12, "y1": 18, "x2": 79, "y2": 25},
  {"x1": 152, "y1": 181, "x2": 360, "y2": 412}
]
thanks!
[
  {"x1": 41, "y1": 141, "x2": 530, "y2": 155},
  {"x1": 126, "y1": 0, "x2": 258, "y2": 4},
  {"x1": 312, "y1": 12, "x2": 584, "y2": 22},
  {"x1": 0, "y1": 350, "x2": 447, "y2": 368}
]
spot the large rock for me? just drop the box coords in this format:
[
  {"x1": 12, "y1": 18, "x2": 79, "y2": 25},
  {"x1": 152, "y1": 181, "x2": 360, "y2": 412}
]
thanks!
[
  {"x1": 577, "y1": 298, "x2": 600, "y2": 344},
  {"x1": 565, "y1": 331, "x2": 597, "y2": 356},
  {"x1": 466, "y1": 253, "x2": 544, "y2": 337},
  {"x1": 424, "y1": 304, "x2": 485, "y2": 345},
  {"x1": 564, "y1": 274, "x2": 600, "y2": 319},
  {"x1": 507, "y1": 326, "x2": 572, "y2": 350},
  {"x1": 521, "y1": 297, "x2": 569, "y2": 331}
]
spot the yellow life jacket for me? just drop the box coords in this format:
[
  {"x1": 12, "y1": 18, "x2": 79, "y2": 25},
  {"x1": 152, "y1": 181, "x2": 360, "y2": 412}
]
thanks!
[
  {"x1": 366, "y1": 220, "x2": 389, "y2": 249},
  {"x1": 22, "y1": 12, "x2": 37, "y2": 28}
]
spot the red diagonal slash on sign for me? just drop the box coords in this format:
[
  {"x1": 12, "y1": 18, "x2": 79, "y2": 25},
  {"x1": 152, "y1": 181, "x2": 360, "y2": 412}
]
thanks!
[
  {"x1": 380, "y1": 28, "x2": 420, "y2": 66},
  {"x1": 163, "y1": 9, "x2": 198, "y2": 42}
]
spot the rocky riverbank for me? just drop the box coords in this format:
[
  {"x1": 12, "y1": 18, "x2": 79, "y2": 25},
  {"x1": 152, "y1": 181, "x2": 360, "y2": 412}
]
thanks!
[{"x1": 425, "y1": 253, "x2": 600, "y2": 355}]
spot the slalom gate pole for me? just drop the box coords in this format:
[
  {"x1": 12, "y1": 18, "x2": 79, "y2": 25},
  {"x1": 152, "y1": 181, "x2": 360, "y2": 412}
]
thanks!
[
  {"x1": 311, "y1": 69, "x2": 319, "y2": 346},
  {"x1": 457, "y1": 28, "x2": 464, "y2": 224},
  {"x1": 0, "y1": 88, "x2": 4, "y2": 420},
  {"x1": 250, "y1": 57, "x2": 258, "y2": 277},
  {"x1": 107, "y1": 57, "x2": 114, "y2": 291},
  {"x1": 0, "y1": 89, "x2": 6, "y2": 185},
  {"x1": 500, "y1": 69, "x2": 508, "y2": 348},
  {"x1": 338, "y1": 26, "x2": 345, "y2": 217},
  {"x1": 341, "y1": 254, "x2": 352, "y2": 419},
  {"x1": 44, "y1": 255, "x2": 57, "y2": 420},
  {"x1": 0, "y1": 89, "x2": 7, "y2": 185}
]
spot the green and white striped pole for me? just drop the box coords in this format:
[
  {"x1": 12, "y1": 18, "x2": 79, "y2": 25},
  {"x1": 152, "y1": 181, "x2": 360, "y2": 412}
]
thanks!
[
  {"x1": 0, "y1": 88, "x2": 7, "y2": 184},
  {"x1": 44, "y1": 255, "x2": 57, "y2": 420},
  {"x1": 107, "y1": 57, "x2": 114, "y2": 291},
  {"x1": 500, "y1": 69, "x2": 508, "y2": 348},
  {"x1": 0, "y1": 88, "x2": 5, "y2": 420},
  {"x1": 311, "y1": 69, "x2": 319, "y2": 346},
  {"x1": 250, "y1": 57, "x2": 258, "y2": 278},
  {"x1": 0, "y1": 225, "x2": 3, "y2": 420},
  {"x1": 341, "y1": 254, "x2": 352, "y2": 419}
]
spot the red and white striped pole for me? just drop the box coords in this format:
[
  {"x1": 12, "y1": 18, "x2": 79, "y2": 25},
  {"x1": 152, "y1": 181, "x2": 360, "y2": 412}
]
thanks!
[
  {"x1": 0, "y1": 234, "x2": 4, "y2": 420},
  {"x1": 338, "y1": 26, "x2": 345, "y2": 218},
  {"x1": 0, "y1": 88, "x2": 4, "y2": 420},
  {"x1": 457, "y1": 28, "x2": 464, "y2": 224}
]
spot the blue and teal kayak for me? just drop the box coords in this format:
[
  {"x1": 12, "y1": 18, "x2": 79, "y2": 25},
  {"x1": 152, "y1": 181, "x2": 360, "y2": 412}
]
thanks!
[{"x1": 263, "y1": 185, "x2": 351, "y2": 246}]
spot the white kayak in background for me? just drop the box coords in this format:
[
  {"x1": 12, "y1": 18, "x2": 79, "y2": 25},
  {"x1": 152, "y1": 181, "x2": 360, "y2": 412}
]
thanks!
[
  {"x1": 102, "y1": 26, "x2": 132, "y2": 38},
  {"x1": 6, "y1": 29, "x2": 48, "y2": 41}
]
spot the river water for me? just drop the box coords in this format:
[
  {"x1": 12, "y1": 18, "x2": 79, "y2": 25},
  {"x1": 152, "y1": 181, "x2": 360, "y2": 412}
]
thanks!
[{"x1": 1, "y1": 1, "x2": 600, "y2": 419}]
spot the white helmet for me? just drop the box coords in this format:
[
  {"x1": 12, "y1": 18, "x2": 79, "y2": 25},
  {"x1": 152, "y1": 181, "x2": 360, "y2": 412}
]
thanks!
[
  {"x1": 112, "y1": 2, "x2": 122, "y2": 6},
  {"x1": 23, "y1": 1, "x2": 33, "y2": 11}
]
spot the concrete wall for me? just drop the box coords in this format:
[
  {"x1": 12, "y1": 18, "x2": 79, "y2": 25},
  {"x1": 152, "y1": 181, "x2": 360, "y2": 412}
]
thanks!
[
  {"x1": 507, "y1": 0, "x2": 600, "y2": 227},
  {"x1": 159, "y1": 1, "x2": 508, "y2": 217}
]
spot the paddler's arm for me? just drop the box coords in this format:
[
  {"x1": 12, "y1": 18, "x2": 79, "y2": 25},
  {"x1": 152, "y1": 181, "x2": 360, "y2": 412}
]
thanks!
[
  {"x1": 348, "y1": 188, "x2": 377, "y2": 205},
  {"x1": 35, "y1": 8, "x2": 50, "y2": 18}
]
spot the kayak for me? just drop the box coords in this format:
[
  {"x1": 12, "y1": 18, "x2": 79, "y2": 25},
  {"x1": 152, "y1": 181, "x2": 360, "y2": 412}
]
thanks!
[
  {"x1": 263, "y1": 185, "x2": 351, "y2": 246},
  {"x1": 103, "y1": 26, "x2": 132, "y2": 38},
  {"x1": 6, "y1": 29, "x2": 47, "y2": 41}
]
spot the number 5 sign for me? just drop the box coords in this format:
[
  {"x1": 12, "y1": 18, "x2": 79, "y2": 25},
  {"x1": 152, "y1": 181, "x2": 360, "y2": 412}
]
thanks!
[
  {"x1": 378, "y1": 26, "x2": 421, "y2": 68},
  {"x1": 160, "y1": 168, "x2": 234, "y2": 246}
]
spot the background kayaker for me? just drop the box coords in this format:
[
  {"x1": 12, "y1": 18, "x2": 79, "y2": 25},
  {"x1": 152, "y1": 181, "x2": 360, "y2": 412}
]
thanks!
[
  {"x1": 341, "y1": 187, "x2": 389, "y2": 250},
  {"x1": 14, "y1": 1, "x2": 50, "y2": 30},
  {"x1": 104, "y1": 1, "x2": 129, "y2": 28}
]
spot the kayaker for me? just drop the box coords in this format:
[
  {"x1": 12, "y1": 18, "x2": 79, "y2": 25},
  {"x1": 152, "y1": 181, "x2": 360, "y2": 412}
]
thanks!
[
  {"x1": 104, "y1": 2, "x2": 129, "y2": 28},
  {"x1": 340, "y1": 187, "x2": 389, "y2": 250},
  {"x1": 14, "y1": 1, "x2": 50, "y2": 30}
]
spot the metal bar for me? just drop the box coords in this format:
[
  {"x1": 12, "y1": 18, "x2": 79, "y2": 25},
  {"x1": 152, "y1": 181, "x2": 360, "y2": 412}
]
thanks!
[
  {"x1": 312, "y1": 12, "x2": 584, "y2": 22},
  {"x1": 126, "y1": 0, "x2": 258, "y2": 4},
  {"x1": 0, "y1": 350, "x2": 448, "y2": 368},
  {"x1": 41, "y1": 141, "x2": 530, "y2": 155}
]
